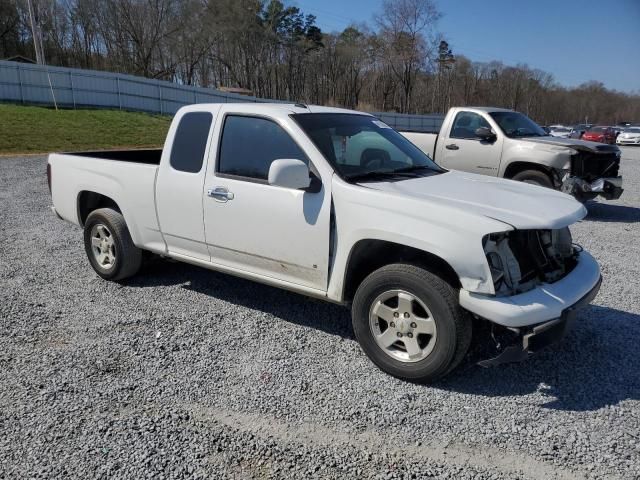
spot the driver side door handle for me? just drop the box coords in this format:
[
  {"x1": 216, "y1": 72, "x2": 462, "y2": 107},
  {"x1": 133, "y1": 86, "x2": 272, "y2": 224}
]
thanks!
[
  {"x1": 207, "y1": 186, "x2": 234, "y2": 202},
  {"x1": 445, "y1": 144, "x2": 459, "y2": 150}
]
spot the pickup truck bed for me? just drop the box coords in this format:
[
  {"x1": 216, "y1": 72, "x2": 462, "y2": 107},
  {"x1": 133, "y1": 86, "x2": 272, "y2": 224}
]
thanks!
[
  {"x1": 49, "y1": 151, "x2": 163, "y2": 253},
  {"x1": 69, "y1": 148, "x2": 162, "y2": 164}
]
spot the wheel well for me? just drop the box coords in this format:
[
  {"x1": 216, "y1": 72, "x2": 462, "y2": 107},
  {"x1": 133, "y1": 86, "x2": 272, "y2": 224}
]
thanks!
[
  {"x1": 342, "y1": 240, "x2": 460, "y2": 303},
  {"x1": 503, "y1": 161, "x2": 553, "y2": 180},
  {"x1": 77, "y1": 191, "x2": 121, "y2": 226}
]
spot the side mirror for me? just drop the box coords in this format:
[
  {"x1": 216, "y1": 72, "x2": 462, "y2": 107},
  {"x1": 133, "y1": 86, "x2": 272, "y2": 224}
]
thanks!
[
  {"x1": 268, "y1": 159, "x2": 311, "y2": 190},
  {"x1": 475, "y1": 126, "x2": 496, "y2": 141}
]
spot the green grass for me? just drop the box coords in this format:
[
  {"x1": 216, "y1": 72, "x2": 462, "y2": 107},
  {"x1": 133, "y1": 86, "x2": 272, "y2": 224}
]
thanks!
[{"x1": 0, "y1": 104, "x2": 171, "y2": 154}]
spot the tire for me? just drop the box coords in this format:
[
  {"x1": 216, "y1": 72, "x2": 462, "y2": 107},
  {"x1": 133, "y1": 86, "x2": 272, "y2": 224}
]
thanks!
[
  {"x1": 511, "y1": 169, "x2": 553, "y2": 188},
  {"x1": 574, "y1": 192, "x2": 597, "y2": 204},
  {"x1": 83, "y1": 208, "x2": 142, "y2": 281},
  {"x1": 351, "y1": 264, "x2": 472, "y2": 383}
]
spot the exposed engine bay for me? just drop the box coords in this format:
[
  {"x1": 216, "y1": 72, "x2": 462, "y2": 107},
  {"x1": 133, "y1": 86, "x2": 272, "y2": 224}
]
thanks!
[
  {"x1": 560, "y1": 148, "x2": 623, "y2": 200},
  {"x1": 571, "y1": 148, "x2": 620, "y2": 181},
  {"x1": 484, "y1": 227, "x2": 578, "y2": 296}
]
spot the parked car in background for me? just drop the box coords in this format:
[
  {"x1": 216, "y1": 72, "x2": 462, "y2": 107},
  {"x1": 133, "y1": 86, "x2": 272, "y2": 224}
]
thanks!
[
  {"x1": 47, "y1": 103, "x2": 603, "y2": 382},
  {"x1": 617, "y1": 127, "x2": 640, "y2": 145},
  {"x1": 569, "y1": 124, "x2": 592, "y2": 139},
  {"x1": 549, "y1": 126, "x2": 572, "y2": 138},
  {"x1": 612, "y1": 125, "x2": 638, "y2": 137},
  {"x1": 583, "y1": 126, "x2": 617, "y2": 144},
  {"x1": 400, "y1": 107, "x2": 623, "y2": 202}
]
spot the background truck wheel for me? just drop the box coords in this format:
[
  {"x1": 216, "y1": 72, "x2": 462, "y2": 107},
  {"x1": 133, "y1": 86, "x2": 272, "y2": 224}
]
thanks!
[
  {"x1": 352, "y1": 264, "x2": 472, "y2": 383},
  {"x1": 83, "y1": 208, "x2": 142, "y2": 281},
  {"x1": 511, "y1": 169, "x2": 553, "y2": 188},
  {"x1": 574, "y1": 192, "x2": 598, "y2": 204}
]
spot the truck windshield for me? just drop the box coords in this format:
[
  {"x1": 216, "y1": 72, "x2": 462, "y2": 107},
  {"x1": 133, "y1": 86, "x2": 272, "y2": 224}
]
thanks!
[
  {"x1": 291, "y1": 113, "x2": 443, "y2": 181},
  {"x1": 489, "y1": 111, "x2": 548, "y2": 138}
]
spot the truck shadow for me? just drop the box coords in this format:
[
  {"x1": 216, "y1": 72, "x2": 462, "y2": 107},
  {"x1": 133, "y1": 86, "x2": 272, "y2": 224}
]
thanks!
[
  {"x1": 127, "y1": 260, "x2": 639, "y2": 412},
  {"x1": 439, "y1": 304, "x2": 640, "y2": 411},
  {"x1": 585, "y1": 201, "x2": 640, "y2": 223},
  {"x1": 128, "y1": 258, "x2": 354, "y2": 339}
]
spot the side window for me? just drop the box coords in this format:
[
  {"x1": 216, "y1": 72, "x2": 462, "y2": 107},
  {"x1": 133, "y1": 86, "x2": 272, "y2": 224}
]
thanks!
[
  {"x1": 218, "y1": 115, "x2": 308, "y2": 181},
  {"x1": 170, "y1": 111, "x2": 213, "y2": 173},
  {"x1": 450, "y1": 112, "x2": 490, "y2": 139}
]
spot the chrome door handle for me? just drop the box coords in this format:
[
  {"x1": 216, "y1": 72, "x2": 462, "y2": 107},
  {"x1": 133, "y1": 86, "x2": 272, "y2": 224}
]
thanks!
[
  {"x1": 207, "y1": 187, "x2": 234, "y2": 202},
  {"x1": 445, "y1": 144, "x2": 459, "y2": 150}
]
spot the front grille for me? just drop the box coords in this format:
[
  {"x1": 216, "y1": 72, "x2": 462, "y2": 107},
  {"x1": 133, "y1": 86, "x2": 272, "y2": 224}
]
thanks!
[{"x1": 571, "y1": 150, "x2": 620, "y2": 181}]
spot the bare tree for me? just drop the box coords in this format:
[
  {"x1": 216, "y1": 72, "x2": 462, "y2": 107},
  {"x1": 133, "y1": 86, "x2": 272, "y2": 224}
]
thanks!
[
  {"x1": 375, "y1": 0, "x2": 440, "y2": 112},
  {"x1": 0, "y1": 0, "x2": 638, "y2": 122}
]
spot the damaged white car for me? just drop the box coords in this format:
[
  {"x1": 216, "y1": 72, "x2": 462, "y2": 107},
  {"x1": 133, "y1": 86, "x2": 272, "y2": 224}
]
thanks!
[{"x1": 48, "y1": 104, "x2": 601, "y2": 382}]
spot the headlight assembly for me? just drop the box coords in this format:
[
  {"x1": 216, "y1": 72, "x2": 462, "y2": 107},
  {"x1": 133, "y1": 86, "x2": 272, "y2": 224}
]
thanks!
[
  {"x1": 483, "y1": 228, "x2": 577, "y2": 297},
  {"x1": 483, "y1": 233, "x2": 522, "y2": 295}
]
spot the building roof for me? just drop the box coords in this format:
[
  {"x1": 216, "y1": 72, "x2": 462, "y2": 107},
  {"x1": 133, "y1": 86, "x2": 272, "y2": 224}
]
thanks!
[{"x1": 3, "y1": 55, "x2": 37, "y2": 64}]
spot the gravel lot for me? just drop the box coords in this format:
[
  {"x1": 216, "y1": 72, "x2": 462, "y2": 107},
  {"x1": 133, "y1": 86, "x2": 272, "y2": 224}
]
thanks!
[{"x1": 1, "y1": 147, "x2": 639, "y2": 479}]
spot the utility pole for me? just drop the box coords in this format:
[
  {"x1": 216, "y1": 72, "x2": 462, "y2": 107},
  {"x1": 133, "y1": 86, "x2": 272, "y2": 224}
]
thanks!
[
  {"x1": 26, "y1": 0, "x2": 44, "y2": 65},
  {"x1": 26, "y1": 0, "x2": 58, "y2": 110}
]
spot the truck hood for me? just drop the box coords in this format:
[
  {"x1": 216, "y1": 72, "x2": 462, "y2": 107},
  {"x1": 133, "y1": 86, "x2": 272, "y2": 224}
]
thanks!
[
  {"x1": 520, "y1": 136, "x2": 619, "y2": 154},
  {"x1": 360, "y1": 171, "x2": 586, "y2": 230}
]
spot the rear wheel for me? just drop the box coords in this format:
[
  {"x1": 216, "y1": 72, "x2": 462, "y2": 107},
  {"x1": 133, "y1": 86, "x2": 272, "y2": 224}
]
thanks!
[
  {"x1": 351, "y1": 264, "x2": 472, "y2": 383},
  {"x1": 511, "y1": 169, "x2": 553, "y2": 188},
  {"x1": 83, "y1": 208, "x2": 142, "y2": 281}
]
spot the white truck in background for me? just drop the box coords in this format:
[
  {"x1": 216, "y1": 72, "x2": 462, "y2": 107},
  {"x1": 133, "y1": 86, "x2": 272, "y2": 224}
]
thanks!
[
  {"x1": 48, "y1": 103, "x2": 602, "y2": 382},
  {"x1": 400, "y1": 107, "x2": 623, "y2": 202}
]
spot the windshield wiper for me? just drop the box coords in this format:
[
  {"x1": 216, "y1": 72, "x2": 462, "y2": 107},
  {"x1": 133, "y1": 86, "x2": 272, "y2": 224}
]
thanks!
[
  {"x1": 393, "y1": 165, "x2": 441, "y2": 174},
  {"x1": 510, "y1": 131, "x2": 545, "y2": 138},
  {"x1": 346, "y1": 169, "x2": 427, "y2": 182}
]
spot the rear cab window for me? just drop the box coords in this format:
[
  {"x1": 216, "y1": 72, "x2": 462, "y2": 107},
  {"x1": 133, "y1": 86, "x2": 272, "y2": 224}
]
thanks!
[{"x1": 170, "y1": 111, "x2": 213, "y2": 173}]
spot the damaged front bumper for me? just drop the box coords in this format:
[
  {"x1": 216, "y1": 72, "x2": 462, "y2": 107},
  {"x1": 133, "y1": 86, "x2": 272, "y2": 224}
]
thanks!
[
  {"x1": 562, "y1": 176, "x2": 623, "y2": 200},
  {"x1": 459, "y1": 250, "x2": 602, "y2": 365},
  {"x1": 459, "y1": 251, "x2": 601, "y2": 328},
  {"x1": 477, "y1": 275, "x2": 601, "y2": 367}
]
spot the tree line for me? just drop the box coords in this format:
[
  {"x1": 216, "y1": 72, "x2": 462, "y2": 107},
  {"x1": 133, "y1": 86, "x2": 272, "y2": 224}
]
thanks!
[{"x1": 1, "y1": 0, "x2": 638, "y2": 124}]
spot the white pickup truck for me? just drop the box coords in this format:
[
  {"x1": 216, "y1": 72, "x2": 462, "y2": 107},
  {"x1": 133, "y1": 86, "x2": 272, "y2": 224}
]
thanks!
[
  {"x1": 401, "y1": 107, "x2": 623, "y2": 202},
  {"x1": 48, "y1": 103, "x2": 602, "y2": 382}
]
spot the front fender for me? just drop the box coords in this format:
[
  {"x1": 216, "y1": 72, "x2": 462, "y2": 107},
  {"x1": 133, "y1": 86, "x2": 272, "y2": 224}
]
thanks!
[
  {"x1": 500, "y1": 141, "x2": 572, "y2": 177},
  {"x1": 327, "y1": 179, "x2": 512, "y2": 302},
  {"x1": 327, "y1": 228, "x2": 496, "y2": 303}
]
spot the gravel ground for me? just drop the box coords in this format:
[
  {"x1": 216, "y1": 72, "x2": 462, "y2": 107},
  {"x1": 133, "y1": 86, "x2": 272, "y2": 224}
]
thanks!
[{"x1": 1, "y1": 148, "x2": 639, "y2": 479}]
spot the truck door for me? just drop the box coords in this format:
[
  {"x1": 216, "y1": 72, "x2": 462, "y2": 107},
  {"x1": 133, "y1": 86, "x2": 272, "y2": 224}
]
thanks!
[
  {"x1": 202, "y1": 110, "x2": 331, "y2": 292},
  {"x1": 155, "y1": 107, "x2": 220, "y2": 261},
  {"x1": 438, "y1": 111, "x2": 503, "y2": 176}
]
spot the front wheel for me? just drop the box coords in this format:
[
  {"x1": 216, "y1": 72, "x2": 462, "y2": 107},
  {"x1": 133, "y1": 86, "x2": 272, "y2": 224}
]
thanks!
[
  {"x1": 511, "y1": 169, "x2": 553, "y2": 188},
  {"x1": 352, "y1": 264, "x2": 472, "y2": 383}
]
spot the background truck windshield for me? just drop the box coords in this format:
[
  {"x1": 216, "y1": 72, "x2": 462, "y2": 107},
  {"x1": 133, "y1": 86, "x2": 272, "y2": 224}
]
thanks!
[
  {"x1": 489, "y1": 111, "x2": 548, "y2": 138},
  {"x1": 292, "y1": 113, "x2": 442, "y2": 181}
]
